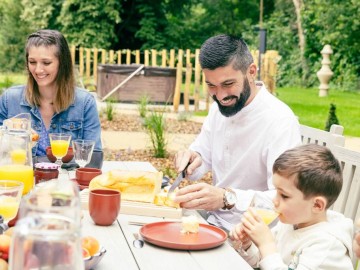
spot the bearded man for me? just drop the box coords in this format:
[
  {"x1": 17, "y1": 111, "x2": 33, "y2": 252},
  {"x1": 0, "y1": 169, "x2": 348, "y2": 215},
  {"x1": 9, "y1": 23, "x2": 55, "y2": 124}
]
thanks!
[{"x1": 174, "y1": 34, "x2": 301, "y2": 231}]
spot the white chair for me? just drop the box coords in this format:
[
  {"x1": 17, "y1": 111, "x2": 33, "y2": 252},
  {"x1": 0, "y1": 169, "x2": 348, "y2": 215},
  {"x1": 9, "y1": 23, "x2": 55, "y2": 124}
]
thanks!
[
  {"x1": 300, "y1": 124, "x2": 345, "y2": 147},
  {"x1": 331, "y1": 145, "x2": 360, "y2": 221}
]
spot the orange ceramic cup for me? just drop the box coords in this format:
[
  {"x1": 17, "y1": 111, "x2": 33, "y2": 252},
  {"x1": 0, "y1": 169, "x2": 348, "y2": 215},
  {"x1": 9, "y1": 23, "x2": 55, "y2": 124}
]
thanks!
[
  {"x1": 89, "y1": 189, "x2": 121, "y2": 226},
  {"x1": 75, "y1": 168, "x2": 102, "y2": 186}
]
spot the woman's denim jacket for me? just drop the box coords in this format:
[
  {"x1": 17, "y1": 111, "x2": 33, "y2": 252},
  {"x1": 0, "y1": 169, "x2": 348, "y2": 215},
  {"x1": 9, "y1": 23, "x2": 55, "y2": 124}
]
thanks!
[{"x1": 0, "y1": 85, "x2": 102, "y2": 157}]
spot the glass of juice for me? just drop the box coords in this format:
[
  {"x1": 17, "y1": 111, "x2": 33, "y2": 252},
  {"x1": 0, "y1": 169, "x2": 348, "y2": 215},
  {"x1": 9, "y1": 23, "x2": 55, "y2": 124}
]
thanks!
[
  {"x1": 0, "y1": 180, "x2": 24, "y2": 224},
  {"x1": 250, "y1": 193, "x2": 279, "y2": 226},
  {"x1": 49, "y1": 133, "x2": 71, "y2": 170}
]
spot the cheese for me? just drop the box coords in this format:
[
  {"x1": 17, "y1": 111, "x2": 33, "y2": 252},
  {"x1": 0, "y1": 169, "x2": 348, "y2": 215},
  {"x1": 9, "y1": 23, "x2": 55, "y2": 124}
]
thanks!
[
  {"x1": 153, "y1": 191, "x2": 180, "y2": 208},
  {"x1": 89, "y1": 170, "x2": 162, "y2": 203},
  {"x1": 181, "y1": 215, "x2": 199, "y2": 234}
]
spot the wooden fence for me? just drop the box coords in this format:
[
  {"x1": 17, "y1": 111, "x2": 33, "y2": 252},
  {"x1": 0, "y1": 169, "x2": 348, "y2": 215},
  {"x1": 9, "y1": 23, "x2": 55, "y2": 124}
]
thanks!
[{"x1": 70, "y1": 46, "x2": 280, "y2": 112}]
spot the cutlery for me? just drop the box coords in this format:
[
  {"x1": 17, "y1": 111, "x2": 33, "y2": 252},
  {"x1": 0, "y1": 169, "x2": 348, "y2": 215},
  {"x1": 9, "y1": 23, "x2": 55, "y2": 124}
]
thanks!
[
  {"x1": 167, "y1": 162, "x2": 190, "y2": 198},
  {"x1": 133, "y1": 232, "x2": 145, "y2": 248}
]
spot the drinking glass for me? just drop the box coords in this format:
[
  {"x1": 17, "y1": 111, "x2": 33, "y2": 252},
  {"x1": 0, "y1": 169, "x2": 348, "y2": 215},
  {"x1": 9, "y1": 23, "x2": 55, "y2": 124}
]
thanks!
[
  {"x1": 9, "y1": 214, "x2": 84, "y2": 270},
  {"x1": 19, "y1": 179, "x2": 81, "y2": 226},
  {"x1": 72, "y1": 140, "x2": 95, "y2": 168},
  {"x1": 250, "y1": 193, "x2": 279, "y2": 226},
  {"x1": 49, "y1": 133, "x2": 71, "y2": 169},
  {"x1": 0, "y1": 180, "x2": 23, "y2": 224}
]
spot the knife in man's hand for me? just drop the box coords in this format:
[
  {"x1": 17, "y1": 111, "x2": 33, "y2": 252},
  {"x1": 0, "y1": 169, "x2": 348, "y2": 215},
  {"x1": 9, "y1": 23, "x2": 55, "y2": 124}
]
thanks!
[{"x1": 167, "y1": 163, "x2": 190, "y2": 198}]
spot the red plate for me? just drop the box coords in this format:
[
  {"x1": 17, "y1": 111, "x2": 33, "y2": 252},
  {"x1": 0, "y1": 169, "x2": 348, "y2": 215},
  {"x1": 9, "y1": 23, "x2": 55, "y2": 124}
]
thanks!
[{"x1": 140, "y1": 221, "x2": 227, "y2": 250}]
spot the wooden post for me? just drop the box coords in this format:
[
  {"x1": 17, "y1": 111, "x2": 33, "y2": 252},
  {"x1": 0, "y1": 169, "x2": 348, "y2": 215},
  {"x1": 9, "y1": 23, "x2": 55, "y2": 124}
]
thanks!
[
  {"x1": 79, "y1": 47, "x2": 84, "y2": 76},
  {"x1": 109, "y1": 50, "x2": 114, "y2": 63},
  {"x1": 161, "y1": 49, "x2": 167, "y2": 67},
  {"x1": 169, "y1": 49, "x2": 175, "y2": 68},
  {"x1": 173, "y1": 62, "x2": 182, "y2": 112},
  {"x1": 194, "y1": 49, "x2": 201, "y2": 111},
  {"x1": 135, "y1": 50, "x2": 140, "y2": 64},
  {"x1": 85, "y1": 48, "x2": 91, "y2": 80},
  {"x1": 70, "y1": 45, "x2": 76, "y2": 67},
  {"x1": 117, "y1": 50, "x2": 121, "y2": 64},
  {"x1": 126, "y1": 49, "x2": 131, "y2": 64},
  {"x1": 144, "y1": 50, "x2": 149, "y2": 66},
  {"x1": 101, "y1": 49, "x2": 106, "y2": 64},
  {"x1": 151, "y1": 49, "x2": 157, "y2": 66},
  {"x1": 93, "y1": 48, "x2": 98, "y2": 86},
  {"x1": 186, "y1": 49, "x2": 191, "y2": 65},
  {"x1": 184, "y1": 63, "x2": 192, "y2": 112}
]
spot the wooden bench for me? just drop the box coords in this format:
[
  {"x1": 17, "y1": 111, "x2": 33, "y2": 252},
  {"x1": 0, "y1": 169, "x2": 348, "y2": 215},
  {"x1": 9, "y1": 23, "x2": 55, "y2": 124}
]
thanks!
[{"x1": 300, "y1": 124, "x2": 345, "y2": 147}]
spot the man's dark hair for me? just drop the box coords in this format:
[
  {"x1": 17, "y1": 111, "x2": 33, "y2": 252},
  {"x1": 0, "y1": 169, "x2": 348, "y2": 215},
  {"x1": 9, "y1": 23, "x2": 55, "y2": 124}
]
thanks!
[{"x1": 199, "y1": 34, "x2": 253, "y2": 73}]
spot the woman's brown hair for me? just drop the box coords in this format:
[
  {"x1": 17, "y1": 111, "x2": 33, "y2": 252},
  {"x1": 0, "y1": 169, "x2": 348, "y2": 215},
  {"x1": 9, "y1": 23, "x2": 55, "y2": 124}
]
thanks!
[{"x1": 25, "y1": 29, "x2": 75, "y2": 113}]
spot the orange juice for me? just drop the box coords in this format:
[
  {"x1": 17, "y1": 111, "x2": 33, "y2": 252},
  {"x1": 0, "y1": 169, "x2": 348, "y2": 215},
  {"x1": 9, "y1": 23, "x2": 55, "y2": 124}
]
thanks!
[
  {"x1": 51, "y1": 140, "x2": 70, "y2": 158},
  {"x1": 10, "y1": 149, "x2": 27, "y2": 164},
  {"x1": 0, "y1": 164, "x2": 34, "y2": 195},
  {"x1": 256, "y1": 208, "x2": 279, "y2": 225},
  {"x1": 0, "y1": 196, "x2": 19, "y2": 221}
]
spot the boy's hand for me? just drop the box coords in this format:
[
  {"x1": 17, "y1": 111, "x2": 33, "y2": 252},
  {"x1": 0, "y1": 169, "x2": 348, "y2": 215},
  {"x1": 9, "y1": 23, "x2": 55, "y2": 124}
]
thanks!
[
  {"x1": 241, "y1": 208, "x2": 276, "y2": 257},
  {"x1": 229, "y1": 223, "x2": 252, "y2": 251}
]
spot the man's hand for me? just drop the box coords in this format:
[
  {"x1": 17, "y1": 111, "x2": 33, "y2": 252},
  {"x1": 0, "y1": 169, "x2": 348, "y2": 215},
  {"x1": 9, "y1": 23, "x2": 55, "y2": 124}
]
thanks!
[
  {"x1": 241, "y1": 208, "x2": 276, "y2": 258},
  {"x1": 354, "y1": 231, "x2": 360, "y2": 258},
  {"x1": 173, "y1": 183, "x2": 224, "y2": 211},
  {"x1": 174, "y1": 150, "x2": 202, "y2": 175}
]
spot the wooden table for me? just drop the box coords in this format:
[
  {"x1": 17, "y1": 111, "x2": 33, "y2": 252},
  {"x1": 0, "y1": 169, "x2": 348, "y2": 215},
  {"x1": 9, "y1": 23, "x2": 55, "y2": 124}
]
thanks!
[{"x1": 80, "y1": 161, "x2": 253, "y2": 270}]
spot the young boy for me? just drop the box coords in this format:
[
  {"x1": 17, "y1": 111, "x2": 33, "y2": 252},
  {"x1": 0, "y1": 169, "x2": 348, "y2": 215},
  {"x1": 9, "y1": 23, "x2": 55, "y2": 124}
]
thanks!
[{"x1": 230, "y1": 144, "x2": 354, "y2": 269}]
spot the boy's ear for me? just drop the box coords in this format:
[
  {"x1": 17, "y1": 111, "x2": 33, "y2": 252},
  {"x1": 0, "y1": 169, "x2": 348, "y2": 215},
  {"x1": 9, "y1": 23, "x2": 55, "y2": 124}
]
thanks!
[{"x1": 313, "y1": 197, "x2": 327, "y2": 212}]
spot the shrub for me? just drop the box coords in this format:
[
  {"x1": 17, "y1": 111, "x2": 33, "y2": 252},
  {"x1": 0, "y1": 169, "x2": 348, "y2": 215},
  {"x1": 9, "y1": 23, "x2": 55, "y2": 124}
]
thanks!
[
  {"x1": 138, "y1": 95, "x2": 149, "y2": 118},
  {"x1": 105, "y1": 100, "x2": 115, "y2": 121},
  {"x1": 325, "y1": 103, "x2": 340, "y2": 131},
  {"x1": 145, "y1": 110, "x2": 167, "y2": 158}
]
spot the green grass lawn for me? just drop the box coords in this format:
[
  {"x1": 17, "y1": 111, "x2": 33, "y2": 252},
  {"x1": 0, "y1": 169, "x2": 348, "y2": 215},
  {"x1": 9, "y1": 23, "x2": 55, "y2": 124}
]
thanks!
[{"x1": 276, "y1": 87, "x2": 360, "y2": 137}]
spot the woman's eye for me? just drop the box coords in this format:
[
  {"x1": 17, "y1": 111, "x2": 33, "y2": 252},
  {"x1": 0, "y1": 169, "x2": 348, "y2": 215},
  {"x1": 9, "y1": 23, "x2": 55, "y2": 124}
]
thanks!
[
  {"x1": 43, "y1": 62, "x2": 51, "y2": 65},
  {"x1": 280, "y1": 194, "x2": 289, "y2": 199}
]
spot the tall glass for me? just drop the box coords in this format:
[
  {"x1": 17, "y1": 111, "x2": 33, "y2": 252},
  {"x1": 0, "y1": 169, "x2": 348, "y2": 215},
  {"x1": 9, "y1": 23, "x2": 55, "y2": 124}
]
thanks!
[
  {"x1": 250, "y1": 193, "x2": 279, "y2": 226},
  {"x1": 49, "y1": 133, "x2": 71, "y2": 169},
  {"x1": 72, "y1": 140, "x2": 95, "y2": 168},
  {"x1": 0, "y1": 180, "x2": 23, "y2": 224},
  {"x1": 9, "y1": 214, "x2": 84, "y2": 270}
]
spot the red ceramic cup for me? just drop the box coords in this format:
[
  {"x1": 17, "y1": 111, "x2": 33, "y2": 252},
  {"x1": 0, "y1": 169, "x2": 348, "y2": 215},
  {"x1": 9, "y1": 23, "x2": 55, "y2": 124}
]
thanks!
[
  {"x1": 89, "y1": 189, "x2": 121, "y2": 226},
  {"x1": 75, "y1": 168, "x2": 102, "y2": 186}
]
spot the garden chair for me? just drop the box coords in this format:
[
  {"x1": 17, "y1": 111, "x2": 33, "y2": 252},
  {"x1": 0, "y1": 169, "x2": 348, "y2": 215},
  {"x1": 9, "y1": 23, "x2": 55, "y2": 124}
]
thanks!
[{"x1": 300, "y1": 124, "x2": 345, "y2": 148}]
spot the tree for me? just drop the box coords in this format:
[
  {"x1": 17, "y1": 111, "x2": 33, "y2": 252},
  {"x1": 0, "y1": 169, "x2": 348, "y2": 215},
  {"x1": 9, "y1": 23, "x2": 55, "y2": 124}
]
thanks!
[
  {"x1": 0, "y1": 0, "x2": 31, "y2": 72},
  {"x1": 58, "y1": 0, "x2": 121, "y2": 48}
]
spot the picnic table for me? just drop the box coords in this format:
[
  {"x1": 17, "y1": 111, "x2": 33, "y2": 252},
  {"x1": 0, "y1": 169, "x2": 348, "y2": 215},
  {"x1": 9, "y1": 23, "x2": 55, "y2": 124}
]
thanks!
[{"x1": 78, "y1": 161, "x2": 253, "y2": 270}]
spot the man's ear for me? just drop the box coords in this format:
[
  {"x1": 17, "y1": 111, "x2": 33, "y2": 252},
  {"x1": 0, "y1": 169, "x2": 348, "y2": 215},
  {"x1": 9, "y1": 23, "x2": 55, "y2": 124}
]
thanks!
[
  {"x1": 248, "y1": 63, "x2": 257, "y2": 80},
  {"x1": 313, "y1": 196, "x2": 327, "y2": 212}
]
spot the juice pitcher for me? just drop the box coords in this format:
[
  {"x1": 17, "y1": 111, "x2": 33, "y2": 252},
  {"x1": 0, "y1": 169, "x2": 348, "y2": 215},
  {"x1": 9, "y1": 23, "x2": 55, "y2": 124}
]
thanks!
[{"x1": 0, "y1": 113, "x2": 34, "y2": 195}]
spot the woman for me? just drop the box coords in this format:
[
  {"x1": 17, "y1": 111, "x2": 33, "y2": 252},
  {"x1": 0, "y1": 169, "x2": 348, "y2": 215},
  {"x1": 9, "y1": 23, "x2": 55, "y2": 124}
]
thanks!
[{"x1": 0, "y1": 29, "x2": 102, "y2": 167}]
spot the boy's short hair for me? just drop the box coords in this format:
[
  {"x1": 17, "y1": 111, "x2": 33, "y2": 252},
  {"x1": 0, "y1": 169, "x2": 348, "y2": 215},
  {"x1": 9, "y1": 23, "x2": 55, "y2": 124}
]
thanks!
[{"x1": 273, "y1": 144, "x2": 342, "y2": 208}]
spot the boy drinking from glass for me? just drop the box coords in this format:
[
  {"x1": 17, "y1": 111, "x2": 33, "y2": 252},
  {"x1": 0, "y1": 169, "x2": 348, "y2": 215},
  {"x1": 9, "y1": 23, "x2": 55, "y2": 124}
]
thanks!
[{"x1": 230, "y1": 144, "x2": 353, "y2": 269}]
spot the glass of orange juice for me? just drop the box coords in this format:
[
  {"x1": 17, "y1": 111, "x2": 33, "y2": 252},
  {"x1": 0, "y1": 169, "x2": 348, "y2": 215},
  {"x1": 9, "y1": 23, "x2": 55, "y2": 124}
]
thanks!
[
  {"x1": 0, "y1": 180, "x2": 24, "y2": 224},
  {"x1": 250, "y1": 193, "x2": 279, "y2": 226},
  {"x1": 49, "y1": 133, "x2": 71, "y2": 169}
]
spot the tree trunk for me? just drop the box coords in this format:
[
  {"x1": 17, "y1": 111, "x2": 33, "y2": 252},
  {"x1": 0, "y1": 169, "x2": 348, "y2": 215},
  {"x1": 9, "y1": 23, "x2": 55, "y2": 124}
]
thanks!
[{"x1": 292, "y1": 0, "x2": 309, "y2": 82}]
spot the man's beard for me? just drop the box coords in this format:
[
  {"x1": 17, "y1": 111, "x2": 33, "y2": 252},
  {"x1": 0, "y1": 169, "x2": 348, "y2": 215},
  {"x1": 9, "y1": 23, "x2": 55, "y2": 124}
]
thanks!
[{"x1": 213, "y1": 78, "x2": 251, "y2": 117}]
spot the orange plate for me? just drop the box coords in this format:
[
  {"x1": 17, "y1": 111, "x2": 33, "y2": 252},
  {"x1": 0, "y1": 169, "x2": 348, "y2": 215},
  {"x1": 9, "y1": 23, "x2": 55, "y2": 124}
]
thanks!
[{"x1": 140, "y1": 221, "x2": 227, "y2": 250}]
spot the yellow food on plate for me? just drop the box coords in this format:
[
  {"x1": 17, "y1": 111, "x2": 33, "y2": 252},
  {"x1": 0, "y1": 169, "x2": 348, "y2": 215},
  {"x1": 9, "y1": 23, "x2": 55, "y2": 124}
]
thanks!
[
  {"x1": 153, "y1": 191, "x2": 180, "y2": 208},
  {"x1": 181, "y1": 215, "x2": 199, "y2": 234},
  {"x1": 89, "y1": 170, "x2": 162, "y2": 203}
]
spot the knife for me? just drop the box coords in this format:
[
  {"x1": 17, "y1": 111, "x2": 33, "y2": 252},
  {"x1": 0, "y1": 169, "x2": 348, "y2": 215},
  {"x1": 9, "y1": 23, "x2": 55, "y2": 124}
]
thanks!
[{"x1": 167, "y1": 163, "x2": 190, "y2": 198}]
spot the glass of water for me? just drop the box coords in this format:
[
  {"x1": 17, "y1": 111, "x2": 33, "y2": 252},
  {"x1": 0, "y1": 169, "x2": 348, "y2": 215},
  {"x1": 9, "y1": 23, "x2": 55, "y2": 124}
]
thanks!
[{"x1": 72, "y1": 140, "x2": 95, "y2": 168}]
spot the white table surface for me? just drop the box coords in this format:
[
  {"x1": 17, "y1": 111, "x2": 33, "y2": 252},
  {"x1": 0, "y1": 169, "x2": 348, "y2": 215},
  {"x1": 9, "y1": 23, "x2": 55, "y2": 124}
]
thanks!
[{"x1": 81, "y1": 161, "x2": 253, "y2": 270}]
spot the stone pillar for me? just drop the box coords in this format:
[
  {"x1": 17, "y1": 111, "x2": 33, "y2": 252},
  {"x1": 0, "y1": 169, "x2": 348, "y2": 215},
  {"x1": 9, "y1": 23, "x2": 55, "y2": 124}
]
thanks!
[{"x1": 317, "y1": 45, "x2": 333, "y2": 97}]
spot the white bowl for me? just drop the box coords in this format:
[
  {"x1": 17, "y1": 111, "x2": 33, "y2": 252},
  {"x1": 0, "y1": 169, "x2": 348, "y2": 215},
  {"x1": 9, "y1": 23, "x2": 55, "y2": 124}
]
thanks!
[{"x1": 84, "y1": 246, "x2": 106, "y2": 270}]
